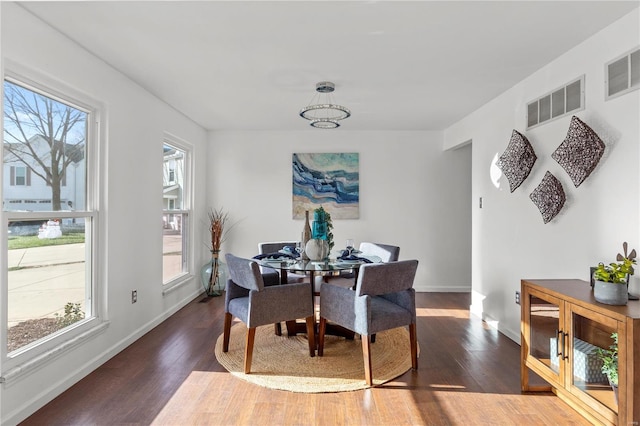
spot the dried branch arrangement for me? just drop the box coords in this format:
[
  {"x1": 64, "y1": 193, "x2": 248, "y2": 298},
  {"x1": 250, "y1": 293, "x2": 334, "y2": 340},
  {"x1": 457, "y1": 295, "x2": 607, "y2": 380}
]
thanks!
[{"x1": 208, "y1": 208, "x2": 230, "y2": 252}]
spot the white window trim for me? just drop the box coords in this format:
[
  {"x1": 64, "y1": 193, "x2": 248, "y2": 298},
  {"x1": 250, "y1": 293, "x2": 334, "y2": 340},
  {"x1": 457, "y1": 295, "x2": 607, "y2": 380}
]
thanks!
[
  {"x1": 162, "y1": 132, "x2": 194, "y2": 291},
  {"x1": 1, "y1": 60, "x2": 107, "y2": 381}
]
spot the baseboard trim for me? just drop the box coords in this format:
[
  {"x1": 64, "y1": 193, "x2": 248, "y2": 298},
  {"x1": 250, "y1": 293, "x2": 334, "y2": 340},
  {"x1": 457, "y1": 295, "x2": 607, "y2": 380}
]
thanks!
[
  {"x1": 414, "y1": 285, "x2": 470, "y2": 293},
  {"x1": 469, "y1": 308, "x2": 520, "y2": 344}
]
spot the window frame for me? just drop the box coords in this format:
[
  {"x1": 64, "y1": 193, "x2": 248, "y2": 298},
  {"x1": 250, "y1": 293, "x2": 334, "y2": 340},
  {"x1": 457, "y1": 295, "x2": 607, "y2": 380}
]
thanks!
[
  {"x1": 12, "y1": 165, "x2": 28, "y2": 186},
  {"x1": 1, "y1": 63, "x2": 106, "y2": 381},
  {"x1": 161, "y1": 132, "x2": 193, "y2": 292}
]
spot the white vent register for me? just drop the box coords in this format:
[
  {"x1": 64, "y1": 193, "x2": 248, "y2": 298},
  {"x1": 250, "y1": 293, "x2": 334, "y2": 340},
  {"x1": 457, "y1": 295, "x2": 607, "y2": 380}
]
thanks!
[
  {"x1": 526, "y1": 76, "x2": 584, "y2": 129},
  {"x1": 605, "y1": 46, "x2": 639, "y2": 100}
]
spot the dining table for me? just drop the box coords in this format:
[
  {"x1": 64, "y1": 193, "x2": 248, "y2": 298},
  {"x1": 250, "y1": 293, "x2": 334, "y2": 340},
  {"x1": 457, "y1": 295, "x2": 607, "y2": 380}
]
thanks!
[{"x1": 257, "y1": 254, "x2": 382, "y2": 340}]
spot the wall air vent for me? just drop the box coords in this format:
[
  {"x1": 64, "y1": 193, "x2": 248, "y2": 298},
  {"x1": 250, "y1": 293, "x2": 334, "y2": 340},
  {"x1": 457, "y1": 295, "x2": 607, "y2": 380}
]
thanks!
[
  {"x1": 526, "y1": 76, "x2": 584, "y2": 130},
  {"x1": 605, "y1": 46, "x2": 639, "y2": 100}
]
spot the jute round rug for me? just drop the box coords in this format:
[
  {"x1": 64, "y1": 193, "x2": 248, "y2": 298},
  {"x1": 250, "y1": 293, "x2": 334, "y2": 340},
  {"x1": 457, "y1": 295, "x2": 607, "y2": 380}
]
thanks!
[{"x1": 214, "y1": 322, "x2": 415, "y2": 392}]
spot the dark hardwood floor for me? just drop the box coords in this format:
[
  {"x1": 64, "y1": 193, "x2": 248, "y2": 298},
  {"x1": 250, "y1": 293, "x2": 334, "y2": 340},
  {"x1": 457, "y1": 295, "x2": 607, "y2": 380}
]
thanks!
[{"x1": 22, "y1": 289, "x2": 588, "y2": 425}]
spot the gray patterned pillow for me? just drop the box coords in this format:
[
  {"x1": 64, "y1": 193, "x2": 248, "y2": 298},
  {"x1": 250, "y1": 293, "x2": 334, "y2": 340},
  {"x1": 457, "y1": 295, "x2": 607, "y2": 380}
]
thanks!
[
  {"x1": 529, "y1": 172, "x2": 566, "y2": 224},
  {"x1": 551, "y1": 116, "x2": 605, "y2": 188},
  {"x1": 497, "y1": 130, "x2": 537, "y2": 193}
]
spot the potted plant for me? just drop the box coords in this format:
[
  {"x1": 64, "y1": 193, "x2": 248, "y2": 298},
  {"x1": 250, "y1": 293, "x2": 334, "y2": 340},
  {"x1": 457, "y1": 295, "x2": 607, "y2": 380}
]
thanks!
[
  {"x1": 597, "y1": 333, "x2": 619, "y2": 404},
  {"x1": 592, "y1": 242, "x2": 636, "y2": 305},
  {"x1": 306, "y1": 206, "x2": 334, "y2": 261}
]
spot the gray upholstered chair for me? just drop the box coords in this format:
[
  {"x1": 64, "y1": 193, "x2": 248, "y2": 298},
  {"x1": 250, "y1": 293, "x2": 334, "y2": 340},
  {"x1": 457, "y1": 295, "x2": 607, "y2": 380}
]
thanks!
[
  {"x1": 358, "y1": 242, "x2": 400, "y2": 262},
  {"x1": 258, "y1": 241, "x2": 305, "y2": 286},
  {"x1": 223, "y1": 254, "x2": 316, "y2": 373},
  {"x1": 318, "y1": 259, "x2": 419, "y2": 385},
  {"x1": 339, "y1": 242, "x2": 400, "y2": 280}
]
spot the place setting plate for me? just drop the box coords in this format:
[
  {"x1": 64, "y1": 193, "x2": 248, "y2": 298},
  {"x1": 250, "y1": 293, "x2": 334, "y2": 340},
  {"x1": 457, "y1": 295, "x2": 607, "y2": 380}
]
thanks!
[
  {"x1": 337, "y1": 259, "x2": 361, "y2": 264},
  {"x1": 335, "y1": 255, "x2": 382, "y2": 265}
]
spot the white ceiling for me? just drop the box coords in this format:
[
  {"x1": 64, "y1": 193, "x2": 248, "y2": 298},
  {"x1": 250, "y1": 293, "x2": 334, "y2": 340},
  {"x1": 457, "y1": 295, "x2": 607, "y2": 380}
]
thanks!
[{"x1": 17, "y1": 1, "x2": 640, "y2": 131}]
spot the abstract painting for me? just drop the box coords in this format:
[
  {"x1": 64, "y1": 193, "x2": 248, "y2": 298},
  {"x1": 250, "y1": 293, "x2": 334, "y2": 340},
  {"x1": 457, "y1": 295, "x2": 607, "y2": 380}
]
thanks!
[{"x1": 292, "y1": 153, "x2": 359, "y2": 219}]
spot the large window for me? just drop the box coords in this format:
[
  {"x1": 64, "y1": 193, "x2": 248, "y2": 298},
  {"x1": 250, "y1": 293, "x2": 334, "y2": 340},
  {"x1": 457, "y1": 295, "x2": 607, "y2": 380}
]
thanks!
[
  {"x1": 162, "y1": 137, "x2": 191, "y2": 286},
  {"x1": 3, "y1": 75, "x2": 98, "y2": 363}
]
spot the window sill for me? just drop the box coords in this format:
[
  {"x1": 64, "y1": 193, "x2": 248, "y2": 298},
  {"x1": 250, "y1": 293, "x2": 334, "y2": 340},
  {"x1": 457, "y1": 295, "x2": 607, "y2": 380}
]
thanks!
[
  {"x1": 162, "y1": 274, "x2": 195, "y2": 296},
  {"x1": 1, "y1": 320, "x2": 110, "y2": 386}
]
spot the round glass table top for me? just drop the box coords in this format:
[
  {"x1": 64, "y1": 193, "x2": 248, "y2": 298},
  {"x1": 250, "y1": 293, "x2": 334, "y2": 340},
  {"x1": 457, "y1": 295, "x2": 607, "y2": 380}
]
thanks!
[{"x1": 257, "y1": 257, "x2": 381, "y2": 272}]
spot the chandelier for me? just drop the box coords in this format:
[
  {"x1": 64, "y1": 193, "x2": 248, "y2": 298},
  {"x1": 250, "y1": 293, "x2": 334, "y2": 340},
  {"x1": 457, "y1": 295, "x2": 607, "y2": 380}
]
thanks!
[{"x1": 299, "y1": 81, "x2": 351, "y2": 129}]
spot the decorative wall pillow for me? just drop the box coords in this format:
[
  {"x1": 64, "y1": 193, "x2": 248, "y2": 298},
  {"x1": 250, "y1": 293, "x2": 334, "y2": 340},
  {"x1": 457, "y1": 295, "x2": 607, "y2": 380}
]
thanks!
[
  {"x1": 529, "y1": 171, "x2": 566, "y2": 224},
  {"x1": 497, "y1": 130, "x2": 537, "y2": 193},
  {"x1": 551, "y1": 116, "x2": 605, "y2": 188}
]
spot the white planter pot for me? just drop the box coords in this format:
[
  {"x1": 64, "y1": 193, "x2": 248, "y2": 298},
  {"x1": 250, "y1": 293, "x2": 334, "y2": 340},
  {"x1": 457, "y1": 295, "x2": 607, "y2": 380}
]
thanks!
[{"x1": 593, "y1": 280, "x2": 628, "y2": 305}]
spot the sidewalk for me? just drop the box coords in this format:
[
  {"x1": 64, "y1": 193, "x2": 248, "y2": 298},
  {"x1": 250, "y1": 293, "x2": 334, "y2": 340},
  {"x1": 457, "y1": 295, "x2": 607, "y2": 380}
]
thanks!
[
  {"x1": 8, "y1": 243, "x2": 85, "y2": 269},
  {"x1": 8, "y1": 244, "x2": 86, "y2": 327}
]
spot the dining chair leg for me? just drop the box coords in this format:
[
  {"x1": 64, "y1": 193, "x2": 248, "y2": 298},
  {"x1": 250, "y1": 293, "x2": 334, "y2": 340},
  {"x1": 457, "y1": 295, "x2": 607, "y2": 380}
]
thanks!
[
  {"x1": 274, "y1": 322, "x2": 282, "y2": 336},
  {"x1": 317, "y1": 317, "x2": 327, "y2": 356},
  {"x1": 305, "y1": 316, "x2": 316, "y2": 357},
  {"x1": 223, "y1": 312, "x2": 232, "y2": 352},
  {"x1": 409, "y1": 323, "x2": 418, "y2": 370},
  {"x1": 362, "y1": 335, "x2": 373, "y2": 386},
  {"x1": 285, "y1": 320, "x2": 298, "y2": 336},
  {"x1": 244, "y1": 327, "x2": 256, "y2": 374}
]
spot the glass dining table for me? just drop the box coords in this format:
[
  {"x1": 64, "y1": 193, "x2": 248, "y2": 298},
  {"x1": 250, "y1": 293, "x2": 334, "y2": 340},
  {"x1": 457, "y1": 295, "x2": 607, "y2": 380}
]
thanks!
[{"x1": 257, "y1": 257, "x2": 380, "y2": 339}]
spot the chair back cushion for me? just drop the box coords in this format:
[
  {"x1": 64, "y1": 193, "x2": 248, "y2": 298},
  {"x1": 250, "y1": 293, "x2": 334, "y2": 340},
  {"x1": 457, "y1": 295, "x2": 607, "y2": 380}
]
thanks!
[
  {"x1": 225, "y1": 253, "x2": 264, "y2": 291},
  {"x1": 358, "y1": 242, "x2": 400, "y2": 262},
  {"x1": 356, "y1": 259, "x2": 418, "y2": 297},
  {"x1": 258, "y1": 241, "x2": 298, "y2": 255}
]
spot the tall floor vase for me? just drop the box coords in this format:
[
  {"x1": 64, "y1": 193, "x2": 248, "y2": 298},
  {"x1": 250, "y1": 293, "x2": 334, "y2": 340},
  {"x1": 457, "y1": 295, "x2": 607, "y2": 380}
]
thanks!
[{"x1": 200, "y1": 250, "x2": 226, "y2": 297}]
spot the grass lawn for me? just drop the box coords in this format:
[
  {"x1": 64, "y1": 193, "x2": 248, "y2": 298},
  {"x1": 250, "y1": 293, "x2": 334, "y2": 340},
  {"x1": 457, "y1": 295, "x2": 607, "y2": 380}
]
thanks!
[{"x1": 8, "y1": 233, "x2": 85, "y2": 250}]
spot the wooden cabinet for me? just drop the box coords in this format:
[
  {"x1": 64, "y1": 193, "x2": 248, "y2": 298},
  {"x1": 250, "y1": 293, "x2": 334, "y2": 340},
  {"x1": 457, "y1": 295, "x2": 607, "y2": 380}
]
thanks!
[{"x1": 521, "y1": 279, "x2": 640, "y2": 425}]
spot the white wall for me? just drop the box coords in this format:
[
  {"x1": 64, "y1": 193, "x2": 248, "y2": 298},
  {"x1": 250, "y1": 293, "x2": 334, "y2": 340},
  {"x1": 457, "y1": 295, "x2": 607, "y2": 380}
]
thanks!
[
  {"x1": 1, "y1": 4, "x2": 208, "y2": 424},
  {"x1": 444, "y1": 10, "x2": 640, "y2": 342},
  {"x1": 207, "y1": 130, "x2": 472, "y2": 293}
]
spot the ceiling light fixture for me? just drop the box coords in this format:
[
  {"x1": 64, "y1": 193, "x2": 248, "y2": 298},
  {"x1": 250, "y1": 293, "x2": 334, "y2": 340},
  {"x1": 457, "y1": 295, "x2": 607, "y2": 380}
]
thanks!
[{"x1": 299, "y1": 81, "x2": 351, "y2": 129}]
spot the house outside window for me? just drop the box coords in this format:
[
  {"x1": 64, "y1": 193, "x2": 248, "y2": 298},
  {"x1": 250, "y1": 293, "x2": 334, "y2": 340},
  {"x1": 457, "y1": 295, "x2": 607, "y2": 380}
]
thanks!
[
  {"x1": 2, "y1": 73, "x2": 100, "y2": 370},
  {"x1": 162, "y1": 137, "x2": 191, "y2": 286}
]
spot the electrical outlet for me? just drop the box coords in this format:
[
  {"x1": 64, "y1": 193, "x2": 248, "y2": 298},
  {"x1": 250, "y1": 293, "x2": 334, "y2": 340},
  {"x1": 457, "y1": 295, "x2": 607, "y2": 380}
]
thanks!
[
  {"x1": 132, "y1": 290, "x2": 137, "y2": 304},
  {"x1": 515, "y1": 290, "x2": 520, "y2": 305}
]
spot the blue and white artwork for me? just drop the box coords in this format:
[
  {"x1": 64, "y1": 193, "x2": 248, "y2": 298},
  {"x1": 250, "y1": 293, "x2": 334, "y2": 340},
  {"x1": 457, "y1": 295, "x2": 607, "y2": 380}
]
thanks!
[{"x1": 292, "y1": 153, "x2": 359, "y2": 219}]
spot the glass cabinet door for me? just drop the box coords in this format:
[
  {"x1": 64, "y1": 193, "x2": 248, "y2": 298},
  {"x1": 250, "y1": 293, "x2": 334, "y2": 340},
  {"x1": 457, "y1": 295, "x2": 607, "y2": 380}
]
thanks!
[
  {"x1": 568, "y1": 304, "x2": 619, "y2": 416},
  {"x1": 525, "y1": 288, "x2": 564, "y2": 384}
]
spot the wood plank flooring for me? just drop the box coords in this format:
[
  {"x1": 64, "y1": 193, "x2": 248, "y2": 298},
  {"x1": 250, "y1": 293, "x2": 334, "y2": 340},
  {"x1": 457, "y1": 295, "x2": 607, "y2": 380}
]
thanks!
[{"x1": 21, "y1": 290, "x2": 589, "y2": 425}]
